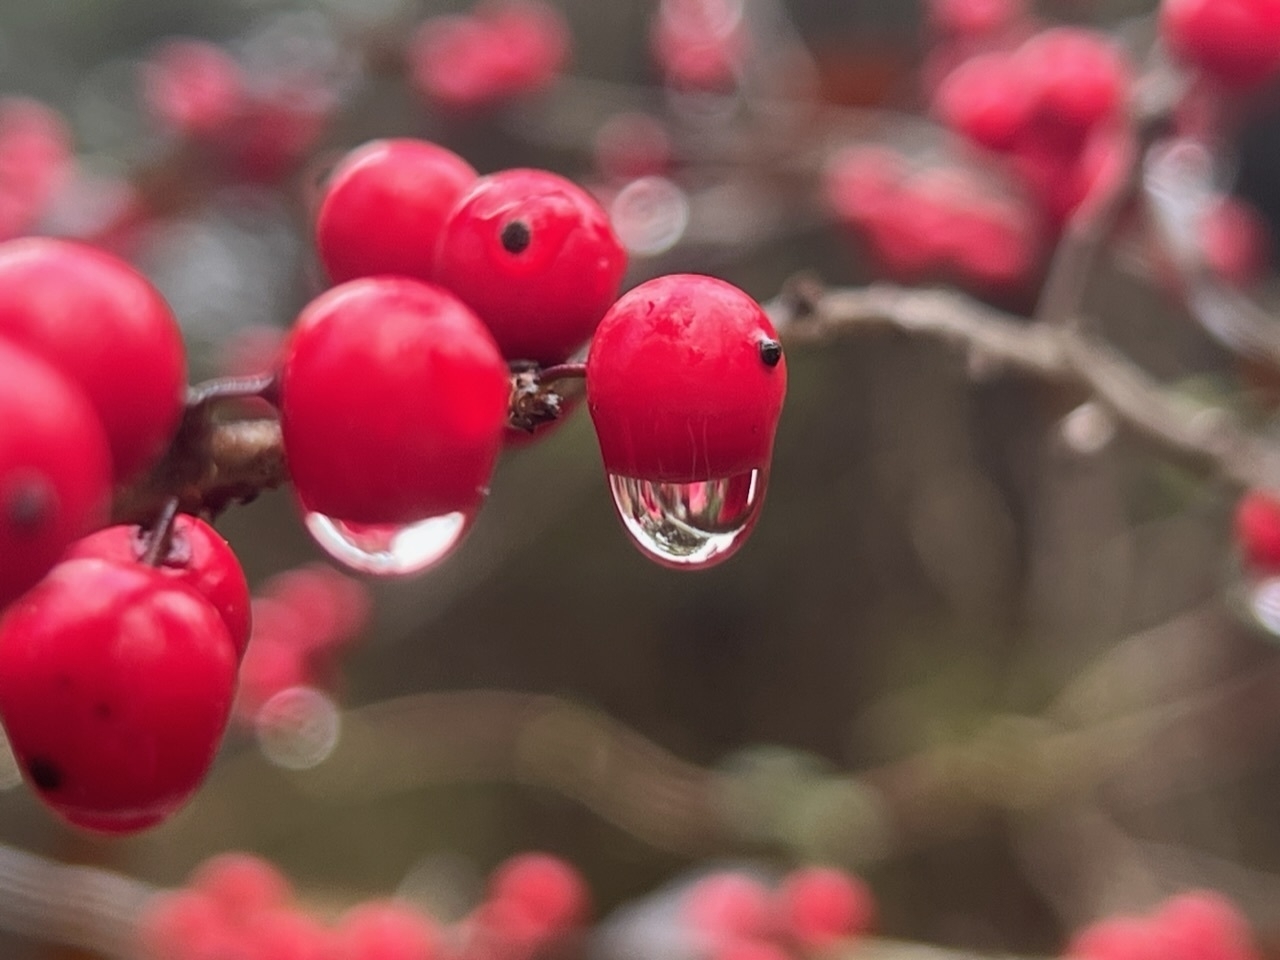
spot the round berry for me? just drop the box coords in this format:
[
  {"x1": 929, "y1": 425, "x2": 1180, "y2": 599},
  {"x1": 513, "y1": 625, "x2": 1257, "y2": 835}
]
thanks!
[
  {"x1": 316, "y1": 139, "x2": 477, "y2": 285},
  {"x1": 191, "y1": 853, "x2": 294, "y2": 922},
  {"x1": 1235, "y1": 491, "x2": 1280, "y2": 572},
  {"x1": 774, "y1": 867, "x2": 875, "y2": 949},
  {"x1": 586, "y1": 274, "x2": 787, "y2": 483},
  {"x1": 0, "y1": 338, "x2": 111, "y2": 608},
  {"x1": 926, "y1": 0, "x2": 1026, "y2": 39},
  {"x1": 279, "y1": 277, "x2": 510, "y2": 526},
  {"x1": 1067, "y1": 916, "x2": 1166, "y2": 960},
  {"x1": 64, "y1": 514, "x2": 252, "y2": 659},
  {"x1": 1018, "y1": 28, "x2": 1130, "y2": 140},
  {"x1": 683, "y1": 872, "x2": 773, "y2": 943},
  {"x1": 1161, "y1": 0, "x2": 1280, "y2": 90},
  {"x1": 933, "y1": 54, "x2": 1032, "y2": 151},
  {"x1": 0, "y1": 238, "x2": 186, "y2": 481},
  {"x1": 335, "y1": 900, "x2": 441, "y2": 960},
  {"x1": 0, "y1": 557, "x2": 237, "y2": 832},
  {"x1": 488, "y1": 853, "x2": 590, "y2": 937},
  {"x1": 142, "y1": 39, "x2": 245, "y2": 142},
  {"x1": 434, "y1": 168, "x2": 627, "y2": 365},
  {"x1": 1157, "y1": 891, "x2": 1258, "y2": 960}
]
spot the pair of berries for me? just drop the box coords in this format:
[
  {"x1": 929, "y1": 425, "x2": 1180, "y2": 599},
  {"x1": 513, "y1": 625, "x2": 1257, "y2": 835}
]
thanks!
[
  {"x1": 1067, "y1": 890, "x2": 1257, "y2": 960},
  {"x1": 0, "y1": 513, "x2": 248, "y2": 833},
  {"x1": 0, "y1": 238, "x2": 187, "y2": 606}
]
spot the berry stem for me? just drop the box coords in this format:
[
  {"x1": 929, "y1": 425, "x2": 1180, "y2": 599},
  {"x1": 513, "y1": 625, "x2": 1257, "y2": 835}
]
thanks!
[
  {"x1": 186, "y1": 372, "x2": 279, "y2": 409},
  {"x1": 537, "y1": 362, "x2": 587, "y2": 384},
  {"x1": 139, "y1": 496, "x2": 181, "y2": 567}
]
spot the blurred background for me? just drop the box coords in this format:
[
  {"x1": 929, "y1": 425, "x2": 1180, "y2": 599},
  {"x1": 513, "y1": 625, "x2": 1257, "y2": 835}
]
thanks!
[{"x1": 0, "y1": 0, "x2": 1279, "y2": 957}]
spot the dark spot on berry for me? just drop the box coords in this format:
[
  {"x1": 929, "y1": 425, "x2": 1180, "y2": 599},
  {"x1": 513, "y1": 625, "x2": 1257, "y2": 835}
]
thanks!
[
  {"x1": 4, "y1": 474, "x2": 55, "y2": 535},
  {"x1": 758, "y1": 339, "x2": 783, "y2": 367},
  {"x1": 27, "y1": 758, "x2": 62, "y2": 792},
  {"x1": 501, "y1": 220, "x2": 532, "y2": 254}
]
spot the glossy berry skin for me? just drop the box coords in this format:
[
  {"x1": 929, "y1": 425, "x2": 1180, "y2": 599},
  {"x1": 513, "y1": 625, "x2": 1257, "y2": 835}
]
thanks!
[
  {"x1": 316, "y1": 139, "x2": 477, "y2": 285},
  {"x1": 488, "y1": 853, "x2": 590, "y2": 937},
  {"x1": 1235, "y1": 491, "x2": 1280, "y2": 572},
  {"x1": 0, "y1": 558, "x2": 238, "y2": 832},
  {"x1": 434, "y1": 168, "x2": 627, "y2": 365},
  {"x1": 0, "y1": 238, "x2": 186, "y2": 481},
  {"x1": 0, "y1": 339, "x2": 111, "y2": 608},
  {"x1": 279, "y1": 277, "x2": 511, "y2": 526},
  {"x1": 335, "y1": 901, "x2": 441, "y2": 960},
  {"x1": 1160, "y1": 0, "x2": 1280, "y2": 90},
  {"x1": 774, "y1": 867, "x2": 875, "y2": 949},
  {"x1": 587, "y1": 275, "x2": 787, "y2": 483},
  {"x1": 64, "y1": 514, "x2": 252, "y2": 659}
]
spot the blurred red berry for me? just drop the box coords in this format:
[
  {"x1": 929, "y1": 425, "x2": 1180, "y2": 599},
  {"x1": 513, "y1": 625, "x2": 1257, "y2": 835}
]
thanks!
[
  {"x1": 774, "y1": 867, "x2": 875, "y2": 949},
  {"x1": 1161, "y1": 0, "x2": 1280, "y2": 90}
]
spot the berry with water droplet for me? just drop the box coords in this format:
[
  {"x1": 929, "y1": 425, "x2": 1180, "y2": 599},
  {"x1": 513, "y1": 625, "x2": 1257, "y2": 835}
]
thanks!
[
  {"x1": 434, "y1": 168, "x2": 627, "y2": 365},
  {"x1": 64, "y1": 514, "x2": 252, "y2": 659},
  {"x1": 0, "y1": 557, "x2": 237, "y2": 832},
  {"x1": 316, "y1": 138, "x2": 477, "y2": 285},
  {"x1": 279, "y1": 277, "x2": 509, "y2": 571},
  {"x1": 0, "y1": 238, "x2": 186, "y2": 481},
  {"x1": 0, "y1": 339, "x2": 111, "y2": 608},
  {"x1": 586, "y1": 275, "x2": 785, "y2": 568}
]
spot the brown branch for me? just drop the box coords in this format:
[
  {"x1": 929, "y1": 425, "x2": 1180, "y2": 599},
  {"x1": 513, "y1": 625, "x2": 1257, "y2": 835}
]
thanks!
[{"x1": 768, "y1": 280, "x2": 1280, "y2": 492}]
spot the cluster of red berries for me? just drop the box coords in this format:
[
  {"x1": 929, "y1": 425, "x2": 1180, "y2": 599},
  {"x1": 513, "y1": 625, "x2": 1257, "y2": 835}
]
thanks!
[
  {"x1": 824, "y1": 145, "x2": 1040, "y2": 291},
  {"x1": 408, "y1": 0, "x2": 569, "y2": 115},
  {"x1": 139, "y1": 851, "x2": 589, "y2": 960},
  {"x1": 142, "y1": 31, "x2": 344, "y2": 184},
  {"x1": 931, "y1": 24, "x2": 1133, "y2": 229},
  {"x1": 301, "y1": 136, "x2": 786, "y2": 571},
  {"x1": 1065, "y1": 890, "x2": 1258, "y2": 960},
  {"x1": 236, "y1": 563, "x2": 370, "y2": 722},
  {"x1": 679, "y1": 866, "x2": 874, "y2": 960}
]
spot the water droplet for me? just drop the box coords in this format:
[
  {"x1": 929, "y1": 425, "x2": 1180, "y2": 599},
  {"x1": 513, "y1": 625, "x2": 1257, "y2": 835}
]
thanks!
[
  {"x1": 1059, "y1": 401, "x2": 1116, "y2": 455},
  {"x1": 1248, "y1": 576, "x2": 1280, "y2": 637},
  {"x1": 610, "y1": 176, "x2": 689, "y2": 256},
  {"x1": 304, "y1": 510, "x2": 473, "y2": 576},
  {"x1": 607, "y1": 469, "x2": 764, "y2": 569},
  {"x1": 255, "y1": 685, "x2": 340, "y2": 770}
]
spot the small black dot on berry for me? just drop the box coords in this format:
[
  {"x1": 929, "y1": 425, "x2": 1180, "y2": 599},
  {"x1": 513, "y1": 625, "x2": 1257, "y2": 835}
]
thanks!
[
  {"x1": 758, "y1": 339, "x2": 783, "y2": 367},
  {"x1": 4, "y1": 475, "x2": 54, "y2": 534},
  {"x1": 27, "y1": 757, "x2": 63, "y2": 792},
  {"x1": 500, "y1": 220, "x2": 532, "y2": 254}
]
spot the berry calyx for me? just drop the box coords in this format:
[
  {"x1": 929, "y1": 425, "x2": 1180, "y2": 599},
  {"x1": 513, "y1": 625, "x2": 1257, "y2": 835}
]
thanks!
[
  {"x1": 316, "y1": 139, "x2": 478, "y2": 285},
  {"x1": 0, "y1": 557, "x2": 237, "y2": 832},
  {"x1": 0, "y1": 339, "x2": 112, "y2": 608},
  {"x1": 64, "y1": 514, "x2": 252, "y2": 659},
  {"x1": 0, "y1": 238, "x2": 186, "y2": 481},
  {"x1": 587, "y1": 274, "x2": 787, "y2": 483},
  {"x1": 279, "y1": 277, "x2": 510, "y2": 526},
  {"x1": 434, "y1": 168, "x2": 627, "y2": 365}
]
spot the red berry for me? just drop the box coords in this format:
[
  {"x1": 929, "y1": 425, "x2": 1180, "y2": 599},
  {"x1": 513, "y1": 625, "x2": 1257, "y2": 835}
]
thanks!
[
  {"x1": 0, "y1": 238, "x2": 186, "y2": 481},
  {"x1": 933, "y1": 53, "x2": 1032, "y2": 150},
  {"x1": 1201, "y1": 197, "x2": 1272, "y2": 288},
  {"x1": 190, "y1": 853, "x2": 295, "y2": 922},
  {"x1": 316, "y1": 139, "x2": 477, "y2": 285},
  {"x1": 587, "y1": 275, "x2": 786, "y2": 483},
  {"x1": 245, "y1": 908, "x2": 337, "y2": 960},
  {"x1": 774, "y1": 867, "x2": 875, "y2": 949},
  {"x1": 488, "y1": 853, "x2": 590, "y2": 937},
  {"x1": 1017, "y1": 28, "x2": 1130, "y2": 141},
  {"x1": 683, "y1": 872, "x2": 772, "y2": 943},
  {"x1": 0, "y1": 339, "x2": 111, "y2": 608},
  {"x1": 649, "y1": 0, "x2": 749, "y2": 93},
  {"x1": 1161, "y1": 0, "x2": 1280, "y2": 90},
  {"x1": 143, "y1": 39, "x2": 245, "y2": 141},
  {"x1": 139, "y1": 890, "x2": 240, "y2": 960},
  {"x1": 1068, "y1": 916, "x2": 1167, "y2": 960},
  {"x1": 279, "y1": 277, "x2": 510, "y2": 526},
  {"x1": 64, "y1": 514, "x2": 252, "y2": 659},
  {"x1": 1235, "y1": 491, "x2": 1280, "y2": 571},
  {"x1": 0, "y1": 98, "x2": 72, "y2": 243},
  {"x1": 335, "y1": 901, "x2": 441, "y2": 960},
  {"x1": 1157, "y1": 891, "x2": 1259, "y2": 960},
  {"x1": 926, "y1": 0, "x2": 1026, "y2": 39},
  {"x1": 0, "y1": 558, "x2": 237, "y2": 831},
  {"x1": 824, "y1": 146, "x2": 907, "y2": 228},
  {"x1": 434, "y1": 168, "x2": 627, "y2": 365}
]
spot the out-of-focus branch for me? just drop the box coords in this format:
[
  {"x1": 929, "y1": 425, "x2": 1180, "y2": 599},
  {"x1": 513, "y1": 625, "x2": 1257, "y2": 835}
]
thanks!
[{"x1": 768, "y1": 279, "x2": 1280, "y2": 492}]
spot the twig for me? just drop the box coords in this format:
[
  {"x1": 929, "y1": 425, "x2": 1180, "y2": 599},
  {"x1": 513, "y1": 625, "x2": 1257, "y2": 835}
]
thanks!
[{"x1": 768, "y1": 281, "x2": 1280, "y2": 492}]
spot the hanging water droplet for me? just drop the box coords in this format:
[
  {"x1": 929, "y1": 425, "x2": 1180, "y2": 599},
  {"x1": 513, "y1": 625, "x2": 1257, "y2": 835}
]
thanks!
[
  {"x1": 607, "y1": 469, "x2": 765, "y2": 569},
  {"x1": 304, "y1": 510, "x2": 473, "y2": 576},
  {"x1": 255, "y1": 685, "x2": 340, "y2": 770}
]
